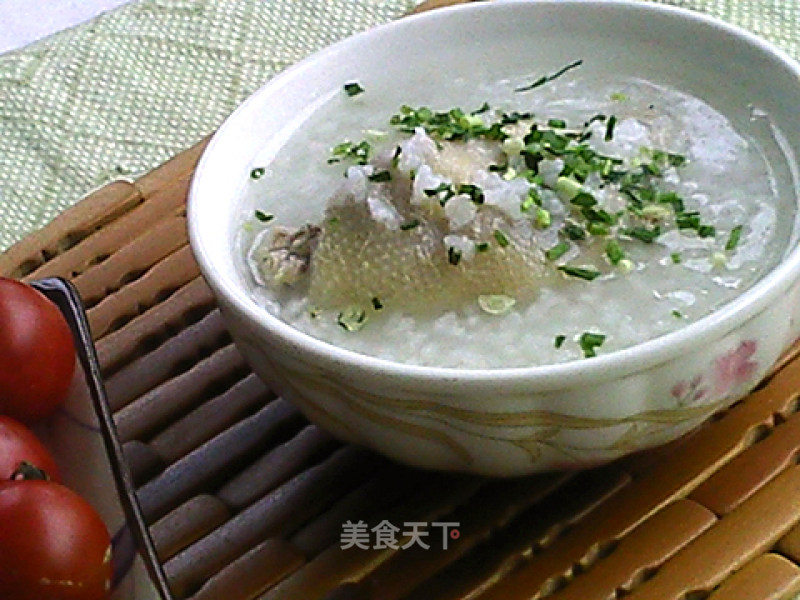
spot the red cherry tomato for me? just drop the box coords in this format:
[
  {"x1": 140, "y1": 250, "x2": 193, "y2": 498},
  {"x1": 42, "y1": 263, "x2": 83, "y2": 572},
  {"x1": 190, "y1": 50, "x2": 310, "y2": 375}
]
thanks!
[
  {"x1": 0, "y1": 416, "x2": 60, "y2": 481},
  {"x1": 0, "y1": 278, "x2": 76, "y2": 424},
  {"x1": 0, "y1": 479, "x2": 112, "y2": 600}
]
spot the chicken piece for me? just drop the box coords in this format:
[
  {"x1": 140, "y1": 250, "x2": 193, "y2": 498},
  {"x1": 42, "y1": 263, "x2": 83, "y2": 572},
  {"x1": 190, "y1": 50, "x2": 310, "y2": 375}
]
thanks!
[
  {"x1": 248, "y1": 224, "x2": 321, "y2": 286},
  {"x1": 308, "y1": 197, "x2": 547, "y2": 314},
  {"x1": 251, "y1": 134, "x2": 551, "y2": 314}
]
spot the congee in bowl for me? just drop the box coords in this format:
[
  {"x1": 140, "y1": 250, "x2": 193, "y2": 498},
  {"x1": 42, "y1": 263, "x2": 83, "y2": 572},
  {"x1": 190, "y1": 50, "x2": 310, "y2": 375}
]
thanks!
[
  {"x1": 240, "y1": 68, "x2": 795, "y2": 369},
  {"x1": 189, "y1": 0, "x2": 800, "y2": 475}
]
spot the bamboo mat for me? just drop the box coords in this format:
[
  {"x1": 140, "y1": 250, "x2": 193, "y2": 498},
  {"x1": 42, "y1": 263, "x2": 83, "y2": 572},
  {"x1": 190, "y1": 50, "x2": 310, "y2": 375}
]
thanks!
[
  {"x1": 5, "y1": 128, "x2": 800, "y2": 600},
  {"x1": 5, "y1": 2, "x2": 800, "y2": 599}
]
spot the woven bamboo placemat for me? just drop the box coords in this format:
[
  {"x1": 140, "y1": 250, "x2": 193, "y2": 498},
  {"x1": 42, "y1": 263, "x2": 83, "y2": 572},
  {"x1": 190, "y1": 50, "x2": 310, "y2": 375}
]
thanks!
[{"x1": 5, "y1": 2, "x2": 800, "y2": 598}]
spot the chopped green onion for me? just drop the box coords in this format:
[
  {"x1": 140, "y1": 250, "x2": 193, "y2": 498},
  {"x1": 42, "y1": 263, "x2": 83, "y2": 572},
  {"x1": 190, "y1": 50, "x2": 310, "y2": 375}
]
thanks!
[
  {"x1": 371, "y1": 297, "x2": 383, "y2": 310},
  {"x1": 541, "y1": 130, "x2": 569, "y2": 154},
  {"x1": 250, "y1": 167, "x2": 266, "y2": 179},
  {"x1": 459, "y1": 114, "x2": 485, "y2": 130},
  {"x1": 515, "y1": 59, "x2": 583, "y2": 92},
  {"x1": 563, "y1": 221, "x2": 587, "y2": 241},
  {"x1": 605, "y1": 239, "x2": 624, "y2": 265},
  {"x1": 672, "y1": 309, "x2": 684, "y2": 319},
  {"x1": 622, "y1": 226, "x2": 661, "y2": 243},
  {"x1": 571, "y1": 192, "x2": 597, "y2": 207},
  {"x1": 343, "y1": 81, "x2": 365, "y2": 97},
  {"x1": 586, "y1": 114, "x2": 607, "y2": 125},
  {"x1": 368, "y1": 170, "x2": 392, "y2": 182},
  {"x1": 400, "y1": 219, "x2": 420, "y2": 231},
  {"x1": 364, "y1": 129, "x2": 388, "y2": 141},
  {"x1": 587, "y1": 222, "x2": 611, "y2": 236},
  {"x1": 328, "y1": 140, "x2": 371, "y2": 165},
  {"x1": 502, "y1": 137, "x2": 525, "y2": 156},
  {"x1": 494, "y1": 229, "x2": 510, "y2": 247},
  {"x1": 610, "y1": 92, "x2": 628, "y2": 102},
  {"x1": 546, "y1": 241, "x2": 570, "y2": 261},
  {"x1": 582, "y1": 207, "x2": 614, "y2": 225},
  {"x1": 475, "y1": 241, "x2": 490, "y2": 253},
  {"x1": 448, "y1": 246, "x2": 462, "y2": 266},
  {"x1": 389, "y1": 104, "x2": 503, "y2": 142},
  {"x1": 558, "y1": 265, "x2": 601, "y2": 281},
  {"x1": 604, "y1": 115, "x2": 617, "y2": 142},
  {"x1": 670, "y1": 252, "x2": 682, "y2": 264},
  {"x1": 520, "y1": 194, "x2": 537, "y2": 213},
  {"x1": 554, "y1": 335, "x2": 566, "y2": 349},
  {"x1": 534, "y1": 207, "x2": 552, "y2": 229},
  {"x1": 579, "y1": 332, "x2": 606, "y2": 357},
  {"x1": 556, "y1": 176, "x2": 583, "y2": 201},
  {"x1": 698, "y1": 225, "x2": 716, "y2": 238},
  {"x1": 478, "y1": 294, "x2": 516, "y2": 315},
  {"x1": 643, "y1": 161, "x2": 662, "y2": 177},
  {"x1": 526, "y1": 188, "x2": 542, "y2": 208},
  {"x1": 391, "y1": 146, "x2": 402, "y2": 168},
  {"x1": 657, "y1": 191, "x2": 684, "y2": 212},
  {"x1": 617, "y1": 258, "x2": 635, "y2": 274},
  {"x1": 522, "y1": 170, "x2": 544, "y2": 185},
  {"x1": 676, "y1": 212, "x2": 701, "y2": 230},
  {"x1": 457, "y1": 183, "x2": 485, "y2": 205},
  {"x1": 547, "y1": 118, "x2": 567, "y2": 128},
  {"x1": 654, "y1": 151, "x2": 687, "y2": 167},
  {"x1": 725, "y1": 225, "x2": 743, "y2": 251},
  {"x1": 254, "y1": 210, "x2": 274, "y2": 222},
  {"x1": 424, "y1": 182, "x2": 452, "y2": 197},
  {"x1": 640, "y1": 204, "x2": 672, "y2": 220},
  {"x1": 501, "y1": 110, "x2": 534, "y2": 124},
  {"x1": 675, "y1": 211, "x2": 716, "y2": 239},
  {"x1": 337, "y1": 306, "x2": 367, "y2": 331},
  {"x1": 471, "y1": 101, "x2": 491, "y2": 115}
]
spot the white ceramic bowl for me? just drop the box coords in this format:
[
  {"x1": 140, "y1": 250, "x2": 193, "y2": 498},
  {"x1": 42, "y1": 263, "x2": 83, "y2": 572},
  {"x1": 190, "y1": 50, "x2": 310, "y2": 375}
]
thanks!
[{"x1": 188, "y1": 0, "x2": 800, "y2": 476}]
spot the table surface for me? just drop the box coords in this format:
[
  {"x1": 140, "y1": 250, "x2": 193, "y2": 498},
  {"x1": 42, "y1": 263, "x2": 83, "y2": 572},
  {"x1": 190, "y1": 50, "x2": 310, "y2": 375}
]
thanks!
[{"x1": 0, "y1": 0, "x2": 131, "y2": 54}]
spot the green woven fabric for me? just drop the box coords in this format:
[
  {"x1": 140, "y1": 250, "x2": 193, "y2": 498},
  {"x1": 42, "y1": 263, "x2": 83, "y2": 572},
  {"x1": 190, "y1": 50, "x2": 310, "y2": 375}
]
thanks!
[
  {"x1": 0, "y1": 0, "x2": 797, "y2": 251},
  {"x1": 0, "y1": 0, "x2": 417, "y2": 250}
]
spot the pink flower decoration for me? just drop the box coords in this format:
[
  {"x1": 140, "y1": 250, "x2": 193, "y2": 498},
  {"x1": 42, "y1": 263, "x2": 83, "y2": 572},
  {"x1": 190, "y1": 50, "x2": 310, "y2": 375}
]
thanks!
[
  {"x1": 712, "y1": 340, "x2": 758, "y2": 396},
  {"x1": 671, "y1": 341, "x2": 758, "y2": 407},
  {"x1": 671, "y1": 374, "x2": 707, "y2": 406},
  {"x1": 670, "y1": 380, "x2": 688, "y2": 400}
]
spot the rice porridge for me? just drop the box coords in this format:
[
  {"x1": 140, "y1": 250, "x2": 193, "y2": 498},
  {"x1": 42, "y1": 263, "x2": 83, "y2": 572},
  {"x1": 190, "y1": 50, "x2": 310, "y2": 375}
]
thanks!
[{"x1": 238, "y1": 65, "x2": 796, "y2": 369}]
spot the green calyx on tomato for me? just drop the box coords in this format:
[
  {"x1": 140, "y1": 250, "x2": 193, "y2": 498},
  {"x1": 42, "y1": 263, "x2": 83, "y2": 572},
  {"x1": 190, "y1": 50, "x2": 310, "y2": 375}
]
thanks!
[
  {"x1": 0, "y1": 415, "x2": 60, "y2": 482},
  {"x1": 12, "y1": 460, "x2": 50, "y2": 481}
]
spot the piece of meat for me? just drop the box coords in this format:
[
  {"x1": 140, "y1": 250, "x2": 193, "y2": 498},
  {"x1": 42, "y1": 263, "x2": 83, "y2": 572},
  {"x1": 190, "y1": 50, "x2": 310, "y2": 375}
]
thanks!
[
  {"x1": 248, "y1": 224, "x2": 321, "y2": 286},
  {"x1": 308, "y1": 198, "x2": 548, "y2": 313}
]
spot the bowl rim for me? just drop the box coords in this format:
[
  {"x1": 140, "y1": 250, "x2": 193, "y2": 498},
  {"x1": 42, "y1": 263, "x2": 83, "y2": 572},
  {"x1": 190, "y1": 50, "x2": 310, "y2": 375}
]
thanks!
[{"x1": 189, "y1": 0, "x2": 800, "y2": 388}]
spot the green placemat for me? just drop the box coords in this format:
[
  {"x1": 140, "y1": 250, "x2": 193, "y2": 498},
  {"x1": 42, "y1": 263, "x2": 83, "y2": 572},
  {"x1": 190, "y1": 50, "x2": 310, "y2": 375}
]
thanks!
[{"x1": 0, "y1": 0, "x2": 797, "y2": 252}]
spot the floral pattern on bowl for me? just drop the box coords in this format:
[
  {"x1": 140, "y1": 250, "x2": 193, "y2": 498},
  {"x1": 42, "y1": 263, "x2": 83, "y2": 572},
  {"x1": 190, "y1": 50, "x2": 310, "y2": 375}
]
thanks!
[
  {"x1": 672, "y1": 340, "x2": 759, "y2": 407},
  {"x1": 223, "y1": 289, "x2": 793, "y2": 477}
]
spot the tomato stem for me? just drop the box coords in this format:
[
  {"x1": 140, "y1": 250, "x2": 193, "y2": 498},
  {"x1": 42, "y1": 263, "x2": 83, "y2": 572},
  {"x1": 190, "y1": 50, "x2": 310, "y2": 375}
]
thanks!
[{"x1": 11, "y1": 461, "x2": 50, "y2": 481}]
